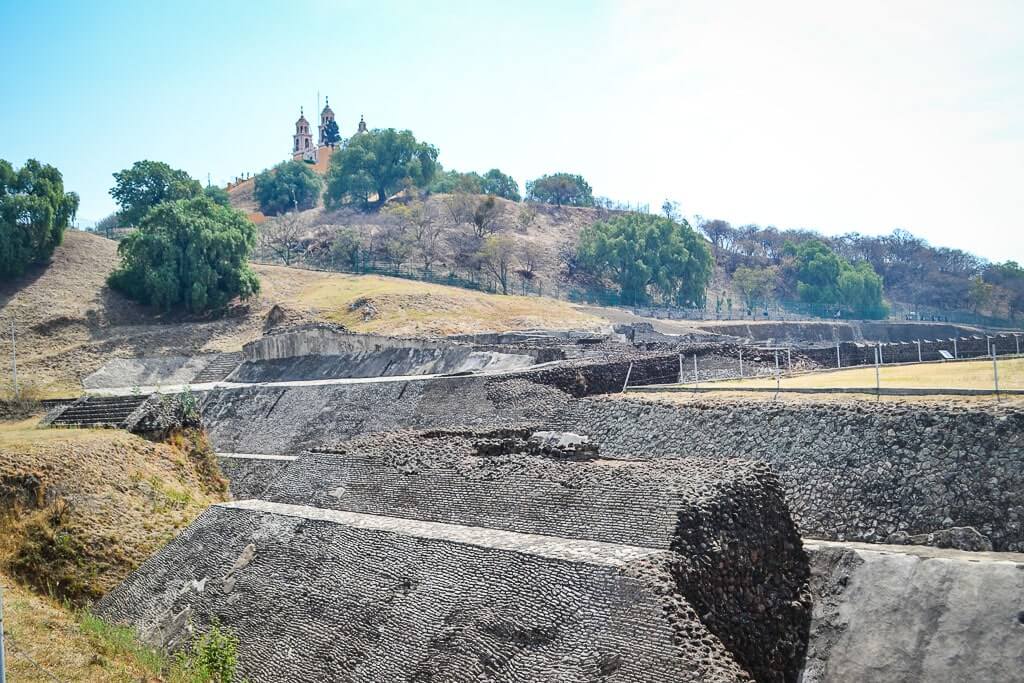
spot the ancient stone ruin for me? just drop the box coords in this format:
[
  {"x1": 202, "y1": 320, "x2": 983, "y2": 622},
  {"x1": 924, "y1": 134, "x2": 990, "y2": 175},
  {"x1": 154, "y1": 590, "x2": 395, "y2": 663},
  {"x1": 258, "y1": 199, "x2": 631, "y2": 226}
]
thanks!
[{"x1": 70, "y1": 325, "x2": 1024, "y2": 681}]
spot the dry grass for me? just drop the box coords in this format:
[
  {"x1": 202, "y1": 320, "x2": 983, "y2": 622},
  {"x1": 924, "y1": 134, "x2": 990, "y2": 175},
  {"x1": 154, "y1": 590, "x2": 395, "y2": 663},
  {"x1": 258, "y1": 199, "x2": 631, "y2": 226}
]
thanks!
[
  {"x1": 1, "y1": 572, "x2": 164, "y2": 682},
  {"x1": 0, "y1": 231, "x2": 617, "y2": 396},
  {"x1": 705, "y1": 357, "x2": 1024, "y2": 391},
  {"x1": 0, "y1": 419, "x2": 225, "y2": 604},
  {"x1": 277, "y1": 268, "x2": 605, "y2": 336}
]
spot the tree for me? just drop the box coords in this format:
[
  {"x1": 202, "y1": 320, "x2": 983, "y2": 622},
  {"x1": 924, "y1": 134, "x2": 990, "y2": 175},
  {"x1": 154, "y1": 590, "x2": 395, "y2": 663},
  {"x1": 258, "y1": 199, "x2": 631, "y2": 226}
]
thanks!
[
  {"x1": 788, "y1": 239, "x2": 886, "y2": 318},
  {"x1": 253, "y1": 161, "x2": 322, "y2": 216},
  {"x1": 0, "y1": 159, "x2": 79, "y2": 279},
  {"x1": 323, "y1": 119, "x2": 342, "y2": 147},
  {"x1": 110, "y1": 160, "x2": 201, "y2": 226},
  {"x1": 259, "y1": 212, "x2": 308, "y2": 265},
  {"x1": 203, "y1": 184, "x2": 231, "y2": 207},
  {"x1": 733, "y1": 266, "x2": 778, "y2": 312},
  {"x1": 661, "y1": 200, "x2": 681, "y2": 222},
  {"x1": 481, "y1": 169, "x2": 520, "y2": 201},
  {"x1": 324, "y1": 128, "x2": 439, "y2": 210},
  {"x1": 789, "y1": 240, "x2": 842, "y2": 304},
  {"x1": 982, "y1": 262, "x2": 1024, "y2": 318},
  {"x1": 576, "y1": 213, "x2": 712, "y2": 306},
  {"x1": 429, "y1": 169, "x2": 484, "y2": 195},
  {"x1": 331, "y1": 227, "x2": 364, "y2": 270},
  {"x1": 525, "y1": 173, "x2": 594, "y2": 207},
  {"x1": 107, "y1": 196, "x2": 260, "y2": 313},
  {"x1": 93, "y1": 212, "x2": 122, "y2": 239},
  {"x1": 836, "y1": 261, "x2": 887, "y2": 319},
  {"x1": 385, "y1": 200, "x2": 444, "y2": 271},
  {"x1": 479, "y1": 235, "x2": 517, "y2": 294}
]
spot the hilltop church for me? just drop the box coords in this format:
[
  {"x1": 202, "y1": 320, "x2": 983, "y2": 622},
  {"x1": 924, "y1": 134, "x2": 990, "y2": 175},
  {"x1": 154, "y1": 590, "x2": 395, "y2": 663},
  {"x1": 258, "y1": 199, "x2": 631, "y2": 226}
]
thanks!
[{"x1": 291, "y1": 97, "x2": 368, "y2": 174}]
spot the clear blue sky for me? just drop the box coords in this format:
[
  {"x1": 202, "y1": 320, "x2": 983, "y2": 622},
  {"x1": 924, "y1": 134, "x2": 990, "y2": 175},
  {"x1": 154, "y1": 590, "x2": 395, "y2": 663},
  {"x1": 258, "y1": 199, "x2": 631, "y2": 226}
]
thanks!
[{"x1": 2, "y1": 0, "x2": 1022, "y2": 262}]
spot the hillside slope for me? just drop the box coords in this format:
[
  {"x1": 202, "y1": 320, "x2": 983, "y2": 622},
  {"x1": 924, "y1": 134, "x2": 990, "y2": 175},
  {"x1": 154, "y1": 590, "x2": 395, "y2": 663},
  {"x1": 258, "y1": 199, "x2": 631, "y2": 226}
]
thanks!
[{"x1": 0, "y1": 231, "x2": 606, "y2": 396}]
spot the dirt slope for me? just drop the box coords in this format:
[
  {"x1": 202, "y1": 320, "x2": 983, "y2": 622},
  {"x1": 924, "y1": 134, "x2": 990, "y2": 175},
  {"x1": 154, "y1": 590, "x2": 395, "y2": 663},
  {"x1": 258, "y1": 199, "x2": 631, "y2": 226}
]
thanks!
[{"x1": 0, "y1": 231, "x2": 608, "y2": 396}]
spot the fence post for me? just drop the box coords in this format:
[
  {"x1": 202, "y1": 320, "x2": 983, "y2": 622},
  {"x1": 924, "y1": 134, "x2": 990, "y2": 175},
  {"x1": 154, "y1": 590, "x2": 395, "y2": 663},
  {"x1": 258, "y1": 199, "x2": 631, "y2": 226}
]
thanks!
[
  {"x1": 774, "y1": 349, "x2": 779, "y2": 374},
  {"x1": 1017, "y1": 334, "x2": 1021, "y2": 356},
  {"x1": 739, "y1": 348, "x2": 744, "y2": 378},
  {"x1": 993, "y1": 345, "x2": 1000, "y2": 403},
  {"x1": 678, "y1": 353, "x2": 683, "y2": 384},
  {"x1": 622, "y1": 362, "x2": 633, "y2": 393},
  {"x1": 954, "y1": 337, "x2": 958, "y2": 359},
  {"x1": 875, "y1": 346, "x2": 881, "y2": 400},
  {"x1": 917, "y1": 340, "x2": 922, "y2": 363},
  {"x1": 693, "y1": 354, "x2": 699, "y2": 390}
]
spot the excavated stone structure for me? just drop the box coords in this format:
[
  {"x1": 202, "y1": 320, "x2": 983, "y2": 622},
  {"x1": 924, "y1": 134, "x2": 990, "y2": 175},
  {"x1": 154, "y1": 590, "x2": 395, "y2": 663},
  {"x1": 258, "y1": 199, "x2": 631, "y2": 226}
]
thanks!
[{"x1": 97, "y1": 430, "x2": 811, "y2": 682}]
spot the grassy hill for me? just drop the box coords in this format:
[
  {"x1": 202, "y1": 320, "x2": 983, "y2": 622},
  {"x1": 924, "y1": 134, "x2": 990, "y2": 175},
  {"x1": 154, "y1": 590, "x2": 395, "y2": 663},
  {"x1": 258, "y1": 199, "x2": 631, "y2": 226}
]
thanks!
[{"x1": 0, "y1": 230, "x2": 608, "y2": 397}]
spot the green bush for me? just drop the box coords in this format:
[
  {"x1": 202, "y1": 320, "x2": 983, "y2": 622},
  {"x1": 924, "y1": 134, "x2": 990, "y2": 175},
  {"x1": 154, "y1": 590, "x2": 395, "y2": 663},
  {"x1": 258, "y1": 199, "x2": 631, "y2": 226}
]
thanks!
[
  {"x1": 0, "y1": 158, "x2": 79, "y2": 279},
  {"x1": 577, "y1": 213, "x2": 712, "y2": 306},
  {"x1": 108, "y1": 196, "x2": 260, "y2": 313},
  {"x1": 253, "y1": 161, "x2": 322, "y2": 216}
]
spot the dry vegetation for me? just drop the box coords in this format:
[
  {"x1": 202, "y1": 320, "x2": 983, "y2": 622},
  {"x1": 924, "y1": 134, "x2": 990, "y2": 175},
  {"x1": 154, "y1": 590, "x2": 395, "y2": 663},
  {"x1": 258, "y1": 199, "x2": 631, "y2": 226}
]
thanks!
[
  {"x1": 0, "y1": 418, "x2": 226, "y2": 603},
  {"x1": 0, "y1": 230, "x2": 612, "y2": 397},
  {"x1": 705, "y1": 357, "x2": 1023, "y2": 391}
]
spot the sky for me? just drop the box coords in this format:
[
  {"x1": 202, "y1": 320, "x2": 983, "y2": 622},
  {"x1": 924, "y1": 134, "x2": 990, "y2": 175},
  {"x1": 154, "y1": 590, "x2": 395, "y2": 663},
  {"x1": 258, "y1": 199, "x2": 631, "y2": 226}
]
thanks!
[{"x1": 1, "y1": 0, "x2": 1022, "y2": 262}]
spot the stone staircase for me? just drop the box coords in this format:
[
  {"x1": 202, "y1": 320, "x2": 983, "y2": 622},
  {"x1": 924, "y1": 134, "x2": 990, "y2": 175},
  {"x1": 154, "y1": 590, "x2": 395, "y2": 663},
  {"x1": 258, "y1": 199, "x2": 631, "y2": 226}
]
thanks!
[
  {"x1": 192, "y1": 352, "x2": 243, "y2": 383},
  {"x1": 48, "y1": 394, "x2": 150, "y2": 429}
]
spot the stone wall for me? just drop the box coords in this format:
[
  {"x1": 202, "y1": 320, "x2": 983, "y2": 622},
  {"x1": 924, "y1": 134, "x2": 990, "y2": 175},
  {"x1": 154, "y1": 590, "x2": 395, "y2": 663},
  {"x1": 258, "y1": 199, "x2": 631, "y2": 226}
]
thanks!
[
  {"x1": 97, "y1": 455, "x2": 810, "y2": 683},
  {"x1": 556, "y1": 398, "x2": 1024, "y2": 550},
  {"x1": 201, "y1": 377, "x2": 570, "y2": 454},
  {"x1": 215, "y1": 454, "x2": 296, "y2": 499},
  {"x1": 802, "y1": 540, "x2": 1024, "y2": 682}
]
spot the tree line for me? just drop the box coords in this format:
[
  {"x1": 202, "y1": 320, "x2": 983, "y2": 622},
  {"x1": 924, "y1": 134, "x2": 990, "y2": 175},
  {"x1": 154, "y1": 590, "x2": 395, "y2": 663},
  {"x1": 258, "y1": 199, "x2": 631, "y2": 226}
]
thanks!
[{"x1": 690, "y1": 212, "x2": 1024, "y2": 320}]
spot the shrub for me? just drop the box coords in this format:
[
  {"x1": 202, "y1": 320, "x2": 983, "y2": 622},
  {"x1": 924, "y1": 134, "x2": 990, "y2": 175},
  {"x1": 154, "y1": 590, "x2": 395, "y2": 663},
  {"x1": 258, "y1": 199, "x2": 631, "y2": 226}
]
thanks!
[
  {"x1": 108, "y1": 196, "x2": 260, "y2": 313},
  {"x1": 253, "y1": 161, "x2": 322, "y2": 216},
  {"x1": 0, "y1": 159, "x2": 79, "y2": 279}
]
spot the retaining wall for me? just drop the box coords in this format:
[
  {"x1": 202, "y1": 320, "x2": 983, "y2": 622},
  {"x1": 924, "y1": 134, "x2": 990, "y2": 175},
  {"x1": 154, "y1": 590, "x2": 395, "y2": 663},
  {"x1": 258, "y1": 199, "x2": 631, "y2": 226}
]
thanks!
[
  {"x1": 556, "y1": 398, "x2": 1024, "y2": 550},
  {"x1": 97, "y1": 487, "x2": 808, "y2": 682}
]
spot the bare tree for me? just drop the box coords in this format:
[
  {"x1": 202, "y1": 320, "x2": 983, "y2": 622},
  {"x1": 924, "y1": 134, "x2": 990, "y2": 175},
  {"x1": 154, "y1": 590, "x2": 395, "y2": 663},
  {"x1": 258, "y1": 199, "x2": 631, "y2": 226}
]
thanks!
[
  {"x1": 260, "y1": 212, "x2": 308, "y2": 265},
  {"x1": 479, "y1": 234, "x2": 517, "y2": 294}
]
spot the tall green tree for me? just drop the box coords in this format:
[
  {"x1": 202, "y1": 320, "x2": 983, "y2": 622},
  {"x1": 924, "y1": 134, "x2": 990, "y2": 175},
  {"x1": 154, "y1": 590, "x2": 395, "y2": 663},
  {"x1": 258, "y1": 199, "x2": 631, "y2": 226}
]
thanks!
[
  {"x1": 108, "y1": 196, "x2": 260, "y2": 313},
  {"x1": 0, "y1": 159, "x2": 79, "y2": 279},
  {"x1": 203, "y1": 184, "x2": 231, "y2": 207},
  {"x1": 110, "y1": 160, "x2": 202, "y2": 226},
  {"x1": 576, "y1": 213, "x2": 712, "y2": 305},
  {"x1": 481, "y1": 169, "x2": 520, "y2": 201},
  {"x1": 323, "y1": 119, "x2": 342, "y2": 146},
  {"x1": 733, "y1": 265, "x2": 778, "y2": 311},
  {"x1": 788, "y1": 239, "x2": 886, "y2": 318},
  {"x1": 429, "y1": 169, "x2": 484, "y2": 195},
  {"x1": 789, "y1": 240, "x2": 842, "y2": 304},
  {"x1": 325, "y1": 128, "x2": 439, "y2": 210},
  {"x1": 253, "y1": 161, "x2": 322, "y2": 216},
  {"x1": 526, "y1": 173, "x2": 593, "y2": 207}
]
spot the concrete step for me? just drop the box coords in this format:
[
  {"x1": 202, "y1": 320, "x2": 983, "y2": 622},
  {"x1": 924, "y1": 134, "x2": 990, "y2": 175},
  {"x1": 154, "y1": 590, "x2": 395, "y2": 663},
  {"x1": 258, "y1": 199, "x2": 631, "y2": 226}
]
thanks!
[{"x1": 193, "y1": 352, "x2": 243, "y2": 383}]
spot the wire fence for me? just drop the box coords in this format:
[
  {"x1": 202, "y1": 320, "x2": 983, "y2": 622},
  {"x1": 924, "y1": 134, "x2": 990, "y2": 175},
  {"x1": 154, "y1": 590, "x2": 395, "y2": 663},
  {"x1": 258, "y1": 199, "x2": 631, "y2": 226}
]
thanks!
[{"x1": 623, "y1": 340, "x2": 1023, "y2": 402}]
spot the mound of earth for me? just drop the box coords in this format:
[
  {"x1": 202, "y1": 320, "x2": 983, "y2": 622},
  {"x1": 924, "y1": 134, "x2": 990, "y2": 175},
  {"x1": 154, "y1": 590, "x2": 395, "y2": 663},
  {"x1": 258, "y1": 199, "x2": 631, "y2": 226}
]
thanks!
[{"x1": 0, "y1": 418, "x2": 227, "y2": 603}]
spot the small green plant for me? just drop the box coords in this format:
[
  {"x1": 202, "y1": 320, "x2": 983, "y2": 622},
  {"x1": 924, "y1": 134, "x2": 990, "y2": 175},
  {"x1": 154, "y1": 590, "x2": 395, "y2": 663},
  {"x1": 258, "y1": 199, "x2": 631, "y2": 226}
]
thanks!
[
  {"x1": 131, "y1": 384, "x2": 142, "y2": 397},
  {"x1": 179, "y1": 386, "x2": 200, "y2": 423},
  {"x1": 176, "y1": 622, "x2": 241, "y2": 682}
]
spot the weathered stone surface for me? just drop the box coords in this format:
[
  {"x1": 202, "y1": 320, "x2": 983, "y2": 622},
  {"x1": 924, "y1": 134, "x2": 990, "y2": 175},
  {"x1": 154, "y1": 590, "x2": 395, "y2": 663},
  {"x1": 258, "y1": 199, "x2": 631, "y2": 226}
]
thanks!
[
  {"x1": 556, "y1": 398, "x2": 1024, "y2": 550},
  {"x1": 96, "y1": 504, "x2": 760, "y2": 682},
  {"x1": 884, "y1": 526, "x2": 994, "y2": 552},
  {"x1": 257, "y1": 432, "x2": 811, "y2": 682},
  {"x1": 215, "y1": 453, "x2": 297, "y2": 500},
  {"x1": 802, "y1": 540, "x2": 1024, "y2": 682}
]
